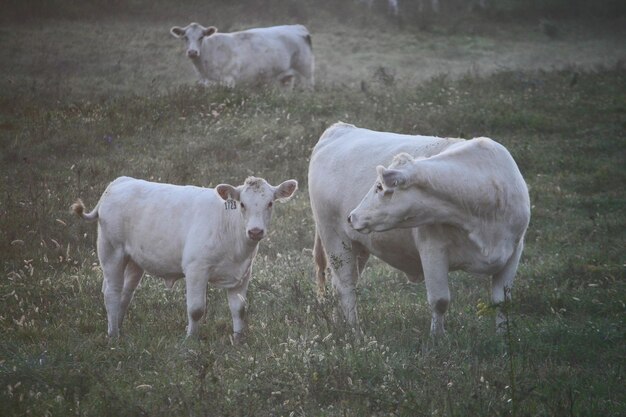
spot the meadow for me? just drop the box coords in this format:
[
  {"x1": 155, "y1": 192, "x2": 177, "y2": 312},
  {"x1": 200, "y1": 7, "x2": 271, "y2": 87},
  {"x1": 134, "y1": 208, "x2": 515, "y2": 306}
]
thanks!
[{"x1": 1, "y1": 1, "x2": 625, "y2": 416}]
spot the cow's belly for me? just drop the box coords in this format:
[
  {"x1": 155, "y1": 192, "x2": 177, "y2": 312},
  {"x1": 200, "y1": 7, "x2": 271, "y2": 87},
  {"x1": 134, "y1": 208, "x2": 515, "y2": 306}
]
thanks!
[
  {"x1": 240, "y1": 63, "x2": 283, "y2": 81},
  {"x1": 127, "y1": 246, "x2": 184, "y2": 278},
  {"x1": 129, "y1": 251, "x2": 251, "y2": 289},
  {"x1": 239, "y1": 49, "x2": 290, "y2": 81}
]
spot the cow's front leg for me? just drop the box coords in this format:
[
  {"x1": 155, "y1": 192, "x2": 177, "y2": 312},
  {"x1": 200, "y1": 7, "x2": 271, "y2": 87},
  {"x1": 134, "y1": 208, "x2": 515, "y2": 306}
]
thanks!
[
  {"x1": 417, "y1": 233, "x2": 450, "y2": 337},
  {"x1": 492, "y1": 240, "x2": 523, "y2": 333},
  {"x1": 227, "y1": 278, "x2": 250, "y2": 344},
  {"x1": 185, "y1": 270, "x2": 210, "y2": 337},
  {"x1": 118, "y1": 260, "x2": 143, "y2": 331},
  {"x1": 326, "y1": 240, "x2": 369, "y2": 335}
]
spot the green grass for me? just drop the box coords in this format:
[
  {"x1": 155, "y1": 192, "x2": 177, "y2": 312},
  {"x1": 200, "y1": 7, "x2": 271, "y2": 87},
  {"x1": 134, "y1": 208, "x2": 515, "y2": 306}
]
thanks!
[{"x1": 1, "y1": 3, "x2": 625, "y2": 416}]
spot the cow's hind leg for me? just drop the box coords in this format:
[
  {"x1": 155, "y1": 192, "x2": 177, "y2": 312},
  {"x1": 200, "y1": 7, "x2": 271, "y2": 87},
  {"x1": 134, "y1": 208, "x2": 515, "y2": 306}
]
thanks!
[
  {"x1": 278, "y1": 70, "x2": 296, "y2": 90},
  {"x1": 313, "y1": 229, "x2": 328, "y2": 297},
  {"x1": 118, "y1": 260, "x2": 143, "y2": 332},
  {"x1": 492, "y1": 240, "x2": 523, "y2": 333},
  {"x1": 293, "y1": 50, "x2": 315, "y2": 90},
  {"x1": 98, "y1": 239, "x2": 126, "y2": 338}
]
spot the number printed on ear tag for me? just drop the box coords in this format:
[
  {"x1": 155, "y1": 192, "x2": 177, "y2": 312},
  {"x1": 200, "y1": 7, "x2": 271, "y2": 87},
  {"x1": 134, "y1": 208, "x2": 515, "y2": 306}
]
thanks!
[{"x1": 224, "y1": 200, "x2": 237, "y2": 210}]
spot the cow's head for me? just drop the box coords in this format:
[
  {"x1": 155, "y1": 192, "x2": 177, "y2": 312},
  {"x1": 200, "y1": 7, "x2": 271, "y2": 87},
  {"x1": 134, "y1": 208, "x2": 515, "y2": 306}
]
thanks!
[
  {"x1": 216, "y1": 177, "x2": 298, "y2": 242},
  {"x1": 170, "y1": 23, "x2": 217, "y2": 59},
  {"x1": 348, "y1": 153, "x2": 440, "y2": 234}
]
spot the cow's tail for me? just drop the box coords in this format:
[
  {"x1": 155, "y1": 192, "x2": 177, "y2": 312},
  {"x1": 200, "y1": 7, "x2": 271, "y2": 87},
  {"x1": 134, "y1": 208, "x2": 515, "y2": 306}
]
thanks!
[
  {"x1": 313, "y1": 227, "x2": 327, "y2": 297},
  {"x1": 71, "y1": 198, "x2": 99, "y2": 222}
]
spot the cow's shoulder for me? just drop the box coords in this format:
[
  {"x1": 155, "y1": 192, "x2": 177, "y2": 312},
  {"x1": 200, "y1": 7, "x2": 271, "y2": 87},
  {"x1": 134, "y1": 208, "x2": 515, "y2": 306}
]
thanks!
[{"x1": 431, "y1": 137, "x2": 508, "y2": 169}]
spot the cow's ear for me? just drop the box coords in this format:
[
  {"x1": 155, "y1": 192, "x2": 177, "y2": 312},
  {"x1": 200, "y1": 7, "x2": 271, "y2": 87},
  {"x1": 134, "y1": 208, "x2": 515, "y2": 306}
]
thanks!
[
  {"x1": 170, "y1": 26, "x2": 186, "y2": 38},
  {"x1": 273, "y1": 179, "x2": 298, "y2": 202},
  {"x1": 378, "y1": 166, "x2": 407, "y2": 188},
  {"x1": 216, "y1": 184, "x2": 240, "y2": 201},
  {"x1": 203, "y1": 26, "x2": 217, "y2": 37}
]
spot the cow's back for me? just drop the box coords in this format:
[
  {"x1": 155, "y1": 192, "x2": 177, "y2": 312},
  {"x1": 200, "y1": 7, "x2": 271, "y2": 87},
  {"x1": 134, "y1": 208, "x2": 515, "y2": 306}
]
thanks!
[
  {"x1": 234, "y1": 25, "x2": 312, "y2": 65},
  {"x1": 242, "y1": 24, "x2": 310, "y2": 39},
  {"x1": 98, "y1": 178, "x2": 213, "y2": 225},
  {"x1": 96, "y1": 178, "x2": 222, "y2": 269}
]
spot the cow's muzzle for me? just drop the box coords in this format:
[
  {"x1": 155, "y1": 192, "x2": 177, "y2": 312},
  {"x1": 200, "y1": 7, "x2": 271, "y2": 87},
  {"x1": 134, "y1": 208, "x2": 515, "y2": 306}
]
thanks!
[
  {"x1": 247, "y1": 228, "x2": 265, "y2": 241},
  {"x1": 347, "y1": 213, "x2": 371, "y2": 234},
  {"x1": 187, "y1": 49, "x2": 199, "y2": 58}
]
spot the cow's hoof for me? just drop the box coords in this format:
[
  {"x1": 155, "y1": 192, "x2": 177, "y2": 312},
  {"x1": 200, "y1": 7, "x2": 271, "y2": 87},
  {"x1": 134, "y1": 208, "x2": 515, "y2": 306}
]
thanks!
[{"x1": 232, "y1": 332, "x2": 246, "y2": 345}]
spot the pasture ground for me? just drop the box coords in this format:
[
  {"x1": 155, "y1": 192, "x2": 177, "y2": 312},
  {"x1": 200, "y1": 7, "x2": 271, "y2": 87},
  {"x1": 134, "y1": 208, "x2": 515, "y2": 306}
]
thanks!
[{"x1": 1, "y1": 1, "x2": 625, "y2": 416}]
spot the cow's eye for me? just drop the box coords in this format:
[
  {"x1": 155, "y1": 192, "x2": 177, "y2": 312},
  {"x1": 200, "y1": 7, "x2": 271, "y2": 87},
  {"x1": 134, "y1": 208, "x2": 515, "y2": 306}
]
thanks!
[
  {"x1": 268, "y1": 201, "x2": 273, "y2": 208},
  {"x1": 376, "y1": 183, "x2": 383, "y2": 193},
  {"x1": 240, "y1": 202, "x2": 245, "y2": 209}
]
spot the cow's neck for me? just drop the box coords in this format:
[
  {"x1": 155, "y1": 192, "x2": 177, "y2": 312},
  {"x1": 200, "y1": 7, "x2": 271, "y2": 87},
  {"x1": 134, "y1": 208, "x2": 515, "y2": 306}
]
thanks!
[
  {"x1": 447, "y1": 210, "x2": 512, "y2": 258},
  {"x1": 191, "y1": 58, "x2": 205, "y2": 78}
]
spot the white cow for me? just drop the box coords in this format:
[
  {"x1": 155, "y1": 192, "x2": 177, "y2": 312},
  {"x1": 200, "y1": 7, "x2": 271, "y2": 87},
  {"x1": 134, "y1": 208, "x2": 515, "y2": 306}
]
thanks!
[
  {"x1": 71, "y1": 176, "x2": 297, "y2": 341},
  {"x1": 309, "y1": 122, "x2": 530, "y2": 336},
  {"x1": 170, "y1": 23, "x2": 314, "y2": 89}
]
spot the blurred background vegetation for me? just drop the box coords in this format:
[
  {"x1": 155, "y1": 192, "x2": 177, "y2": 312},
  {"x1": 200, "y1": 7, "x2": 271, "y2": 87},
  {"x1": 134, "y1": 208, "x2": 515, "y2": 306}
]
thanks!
[{"x1": 2, "y1": 0, "x2": 626, "y2": 23}]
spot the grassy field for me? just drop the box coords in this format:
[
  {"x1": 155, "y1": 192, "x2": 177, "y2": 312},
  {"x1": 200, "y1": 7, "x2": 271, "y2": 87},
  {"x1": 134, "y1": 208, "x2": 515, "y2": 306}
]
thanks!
[{"x1": 1, "y1": 1, "x2": 625, "y2": 416}]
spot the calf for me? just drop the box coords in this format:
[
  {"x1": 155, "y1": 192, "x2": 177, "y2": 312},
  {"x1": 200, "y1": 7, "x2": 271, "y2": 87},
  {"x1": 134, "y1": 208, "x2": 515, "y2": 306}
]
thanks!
[
  {"x1": 170, "y1": 23, "x2": 314, "y2": 89},
  {"x1": 72, "y1": 176, "x2": 297, "y2": 341}
]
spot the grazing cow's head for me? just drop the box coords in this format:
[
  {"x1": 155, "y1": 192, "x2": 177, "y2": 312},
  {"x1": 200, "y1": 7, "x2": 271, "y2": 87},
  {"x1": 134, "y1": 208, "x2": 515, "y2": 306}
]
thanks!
[
  {"x1": 348, "y1": 153, "x2": 440, "y2": 233},
  {"x1": 170, "y1": 23, "x2": 217, "y2": 59},
  {"x1": 216, "y1": 177, "x2": 298, "y2": 242}
]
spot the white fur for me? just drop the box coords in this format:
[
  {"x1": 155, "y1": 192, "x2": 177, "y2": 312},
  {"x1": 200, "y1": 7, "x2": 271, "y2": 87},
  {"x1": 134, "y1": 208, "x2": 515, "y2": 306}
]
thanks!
[
  {"x1": 170, "y1": 23, "x2": 314, "y2": 89},
  {"x1": 73, "y1": 176, "x2": 297, "y2": 340},
  {"x1": 309, "y1": 123, "x2": 530, "y2": 337}
]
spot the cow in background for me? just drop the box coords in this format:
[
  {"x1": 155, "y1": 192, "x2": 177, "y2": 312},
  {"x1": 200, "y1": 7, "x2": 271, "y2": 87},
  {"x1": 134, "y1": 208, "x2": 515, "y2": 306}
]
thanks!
[{"x1": 170, "y1": 23, "x2": 314, "y2": 89}]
